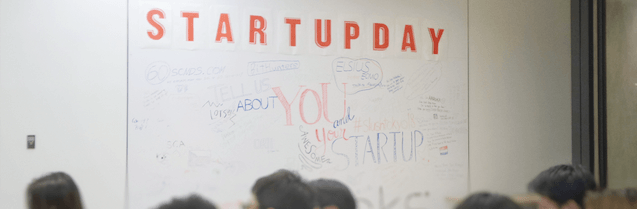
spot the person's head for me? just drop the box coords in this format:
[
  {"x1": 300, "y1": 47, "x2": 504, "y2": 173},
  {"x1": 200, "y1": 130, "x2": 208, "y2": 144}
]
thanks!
[
  {"x1": 251, "y1": 169, "x2": 316, "y2": 209},
  {"x1": 308, "y1": 179, "x2": 356, "y2": 209},
  {"x1": 455, "y1": 192, "x2": 523, "y2": 209},
  {"x1": 528, "y1": 164, "x2": 597, "y2": 209},
  {"x1": 156, "y1": 194, "x2": 217, "y2": 209},
  {"x1": 27, "y1": 172, "x2": 83, "y2": 209}
]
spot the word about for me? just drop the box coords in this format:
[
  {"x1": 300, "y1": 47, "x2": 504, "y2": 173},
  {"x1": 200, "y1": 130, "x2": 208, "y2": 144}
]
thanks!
[{"x1": 236, "y1": 96, "x2": 278, "y2": 112}]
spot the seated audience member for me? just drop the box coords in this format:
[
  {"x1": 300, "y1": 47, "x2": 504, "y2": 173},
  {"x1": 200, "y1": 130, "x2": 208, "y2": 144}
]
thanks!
[
  {"x1": 584, "y1": 188, "x2": 637, "y2": 209},
  {"x1": 27, "y1": 172, "x2": 83, "y2": 209},
  {"x1": 455, "y1": 192, "x2": 523, "y2": 209},
  {"x1": 251, "y1": 169, "x2": 317, "y2": 209},
  {"x1": 528, "y1": 164, "x2": 597, "y2": 209},
  {"x1": 308, "y1": 179, "x2": 356, "y2": 209},
  {"x1": 156, "y1": 194, "x2": 217, "y2": 209}
]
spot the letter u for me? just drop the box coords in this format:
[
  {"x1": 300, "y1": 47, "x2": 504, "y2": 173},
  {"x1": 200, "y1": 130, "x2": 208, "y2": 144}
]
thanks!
[{"x1": 402, "y1": 132, "x2": 413, "y2": 161}]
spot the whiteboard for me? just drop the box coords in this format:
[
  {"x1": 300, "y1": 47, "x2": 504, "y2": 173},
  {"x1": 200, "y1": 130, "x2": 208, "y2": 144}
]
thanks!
[{"x1": 128, "y1": 0, "x2": 468, "y2": 208}]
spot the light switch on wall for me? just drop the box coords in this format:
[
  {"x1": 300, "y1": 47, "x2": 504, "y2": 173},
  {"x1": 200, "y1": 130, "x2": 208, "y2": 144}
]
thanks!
[{"x1": 27, "y1": 135, "x2": 35, "y2": 149}]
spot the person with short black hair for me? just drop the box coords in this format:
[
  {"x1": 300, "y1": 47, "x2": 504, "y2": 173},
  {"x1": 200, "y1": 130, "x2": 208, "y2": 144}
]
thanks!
[
  {"x1": 27, "y1": 172, "x2": 83, "y2": 209},
  {"x1": 251, "y1": 169, "x2": 317, "y2": 209},
  {"x1": 455, "y1": 192, "x2": 523, "y2": 209},
  {"x1": 308, "y1": 179, "x2": 356, "y2": 209},
  {"x1": 156, "y1": 194, "x2": 217, "y2": 209},
  {"x1": 528, "y1": 164, "x2": 597, "y2": 209}
]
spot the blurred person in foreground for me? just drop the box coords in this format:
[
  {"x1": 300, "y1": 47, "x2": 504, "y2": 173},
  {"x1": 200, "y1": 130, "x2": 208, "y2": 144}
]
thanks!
[
  {"x1": 250, "y1": 169, "x2": 317, "y2": 209},
  {"x1": 455, "y1": 192, "x2": 523, "y2": 209},
  {"x1": 528, "y1": 164, "x2": 598, "y2": 209},
  {"x1": 309, "y1": 178, "x2": 356, "y2": 209},
  {"x1": 27, "y1": 172, "x2": 83, "y2": 209},
  {"x1": 156, "y1": 194, "x2": 217, "y2": 209}
]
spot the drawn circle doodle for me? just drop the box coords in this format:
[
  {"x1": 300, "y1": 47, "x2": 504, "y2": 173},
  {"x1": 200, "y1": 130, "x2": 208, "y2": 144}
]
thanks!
[{"x1": 145, "y1": 62, "x2": 170, "y2": 85}]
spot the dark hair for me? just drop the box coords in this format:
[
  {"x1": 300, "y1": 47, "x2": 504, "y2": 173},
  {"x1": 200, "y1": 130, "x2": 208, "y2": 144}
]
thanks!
[
  {"x1": 27, "y1": 172, "x2": 83, "y2": 209},
  {"x1": 251, "y1": 169, "x2": 316, "y2": 209},
  {"x1": 528, "y1": 164, "x2": 597, "y2": 208},
  {"x1": 156, "y1": 194, "x2": 217, "y2": 209},
  {"x1": 308, "y1": 179, "x2": 356, "y2": 209},
  {"x1": 455, "y1": 192, "x2": 523, "y2": 209}
]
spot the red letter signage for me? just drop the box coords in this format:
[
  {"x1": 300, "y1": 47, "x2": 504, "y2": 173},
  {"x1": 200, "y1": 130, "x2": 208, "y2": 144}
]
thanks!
[
  {"x1": 181, "y1": 12, "x2": 199, "y2": 41},
  {"x1": 249, "y1": 15, "x2": 267, "y2": 45},
  {"x1": 215, "y1": 13, "x2": 233, "y2": 42},
  {"x1": 147, "y1": 9, "x2": 165, "y2": 40},
  {"x1": 344, "y1": 21, "x2": 359, "y2": 49},
  {"x1": 373, "y1": 23, "x2": 389, "y2": 51},
  {"x1": 401, "y1": 25, "x2": 416, "y2": 52},
  {"x1": 315, "y1": 19, "x2": 332, "y2": 48},
  {"x1": 285, "y1": 18, "x2": 301, "y2": 47},
  {"x1": 428, "y1": 28, "x2": 444, "y2": 54}
]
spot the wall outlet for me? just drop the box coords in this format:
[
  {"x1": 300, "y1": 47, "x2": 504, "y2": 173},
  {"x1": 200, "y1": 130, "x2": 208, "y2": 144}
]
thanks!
[{"x1": 27, "y1": 135, "x2": 35, "y2": 149}]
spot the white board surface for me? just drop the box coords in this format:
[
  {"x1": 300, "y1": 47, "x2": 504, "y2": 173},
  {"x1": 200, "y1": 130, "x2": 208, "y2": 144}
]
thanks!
[{"x1": 128, "y1": 0, "x2": 468, "y2": 208}]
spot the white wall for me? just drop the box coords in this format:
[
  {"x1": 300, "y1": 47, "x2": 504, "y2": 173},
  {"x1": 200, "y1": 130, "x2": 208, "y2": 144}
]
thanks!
[
  {"x1": 468, "y1": 0, "x2": 572, "y2": 194},
  {"x1": 0, "y1": 0, "x2": 573, "y2": 208},
  {"x1": 0, "y1": 0, "x2": 127, "y2": 209}
]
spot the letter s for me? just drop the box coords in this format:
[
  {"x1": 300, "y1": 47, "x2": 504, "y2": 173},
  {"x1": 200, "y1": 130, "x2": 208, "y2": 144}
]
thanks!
[
  {"x1": 331, "y1": 138, "x2": 350, "y2": 170},
  {"x1": 364, "y1": 61, "x2": 371, "y2": 72},
  {"x1": 147, "y1": 9, "x2": 165, "y2": 40}
]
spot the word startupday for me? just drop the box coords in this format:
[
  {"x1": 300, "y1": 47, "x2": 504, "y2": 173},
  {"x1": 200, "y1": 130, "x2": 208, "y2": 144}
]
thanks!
[{"x1": 140, "y1": 5, "x2": 447, "y2": 56}]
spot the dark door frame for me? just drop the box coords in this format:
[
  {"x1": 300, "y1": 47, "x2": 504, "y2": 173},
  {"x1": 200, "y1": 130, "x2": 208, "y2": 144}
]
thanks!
[{"x1": 571, "y1": 0, "x2": 607, "y2": 189}]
